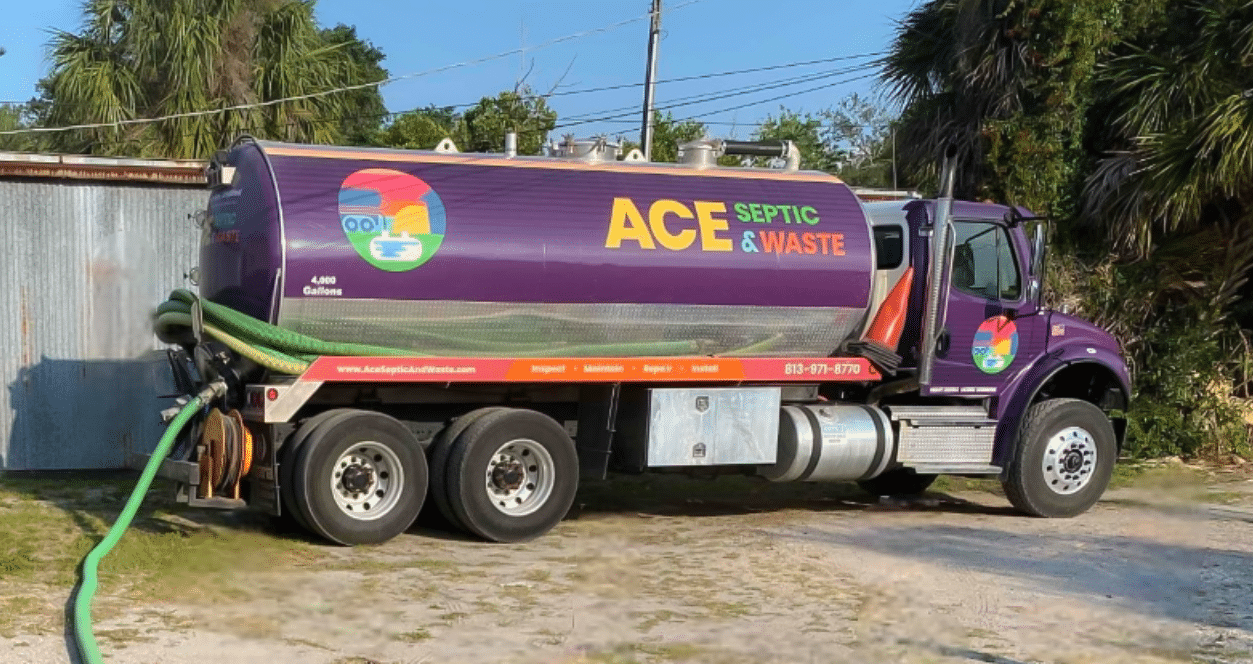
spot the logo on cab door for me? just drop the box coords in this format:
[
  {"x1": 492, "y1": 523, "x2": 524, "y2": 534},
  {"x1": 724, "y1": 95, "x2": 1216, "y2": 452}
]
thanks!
[{"x1": 972, "y1": 315, "x2": 1018, "y2": 374}]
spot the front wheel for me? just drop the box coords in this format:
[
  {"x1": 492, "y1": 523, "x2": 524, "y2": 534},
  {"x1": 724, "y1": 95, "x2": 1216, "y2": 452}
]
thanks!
[{"x1": 1003, "y1": 399, "x2": 1116, "y2": 518}]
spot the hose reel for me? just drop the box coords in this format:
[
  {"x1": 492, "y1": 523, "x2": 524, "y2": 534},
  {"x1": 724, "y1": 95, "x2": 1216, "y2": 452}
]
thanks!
[{"x1": 195, "y1": 407, "x2": 255, "y2": 500}]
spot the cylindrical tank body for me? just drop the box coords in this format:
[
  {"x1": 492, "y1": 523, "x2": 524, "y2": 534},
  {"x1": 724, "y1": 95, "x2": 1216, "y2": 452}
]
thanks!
[
  {"x1": 762, "y1": 404, "x2": 894, "y2": 482},
  {"x1": 201, "y1": 139, "x2": 877, "y2": 357}
]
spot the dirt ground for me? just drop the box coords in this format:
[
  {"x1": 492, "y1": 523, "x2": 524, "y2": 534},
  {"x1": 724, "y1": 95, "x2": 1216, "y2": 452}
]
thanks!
[{"x1": 3, "y1": 465, "x2": 1253, "y2": 664}]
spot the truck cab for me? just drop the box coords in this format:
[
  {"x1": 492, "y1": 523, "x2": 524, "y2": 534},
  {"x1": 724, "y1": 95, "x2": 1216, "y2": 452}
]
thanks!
[{"x1": 864, "y1": 197, "x2": 1129, "y2": 511}]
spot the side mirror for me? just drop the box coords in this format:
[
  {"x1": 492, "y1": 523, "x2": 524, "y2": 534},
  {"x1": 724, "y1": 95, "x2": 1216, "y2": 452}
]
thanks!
[{"x1": 1029, "y1": 222, "x2": 1047, "y2": 307}]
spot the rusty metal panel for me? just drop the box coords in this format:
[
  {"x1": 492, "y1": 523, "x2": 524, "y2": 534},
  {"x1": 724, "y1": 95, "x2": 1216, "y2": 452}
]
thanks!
[
  {"x1": 0, "y1": 179, "x2": 205, "y2": 470},
  {"x1": 0, "y1": 152, "x2": 205, "y2": 184}
]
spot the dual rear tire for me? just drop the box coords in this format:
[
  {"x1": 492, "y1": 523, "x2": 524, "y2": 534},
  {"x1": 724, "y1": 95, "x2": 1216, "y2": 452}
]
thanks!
[
  {"x1": 281, "y1": 410, "x2": 427, "y2": 546},
  {"x1": 281, "y1": 407, "x2": 577, "y2": 545},
  {"x1": 431, "y1": 409, "x2": 579, "y2": 543}
]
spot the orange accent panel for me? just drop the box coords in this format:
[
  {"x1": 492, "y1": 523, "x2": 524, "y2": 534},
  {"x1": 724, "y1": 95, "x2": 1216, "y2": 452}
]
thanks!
[
  {"x1": 863, "y1": 266, "x2": 914, "y2": 351},
  {"x1": 298, "y1": 356, "x2": 880, "y2": 383}
]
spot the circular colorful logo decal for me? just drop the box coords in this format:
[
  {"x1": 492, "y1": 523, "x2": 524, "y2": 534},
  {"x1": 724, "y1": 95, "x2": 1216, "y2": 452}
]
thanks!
[
  {"x1": 972, "y1": 315, "x2": 1019, "y2": 374},
  {"x1": 338, "y1": 168, "x2": 446, "y2": 272}
]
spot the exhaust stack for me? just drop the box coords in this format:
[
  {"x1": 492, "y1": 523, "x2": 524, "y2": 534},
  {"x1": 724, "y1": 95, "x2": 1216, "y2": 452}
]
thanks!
[{"x1": 918, "y1": 144, "x2": 958, "y2": 389}]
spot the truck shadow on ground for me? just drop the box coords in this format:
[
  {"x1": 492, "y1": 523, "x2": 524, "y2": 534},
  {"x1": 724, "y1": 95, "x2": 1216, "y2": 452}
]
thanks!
[
  {"x1": 562, "y1": 472, "x2": 1020, "y2": 520},
  {"x1": 779, "y1": 520, "x2": 1253, "y2": 637}
]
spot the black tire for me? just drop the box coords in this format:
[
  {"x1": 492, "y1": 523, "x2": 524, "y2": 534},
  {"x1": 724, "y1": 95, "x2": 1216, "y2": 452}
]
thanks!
[
  {"x1": 293, "y1": 410, "x2": 428, "y2": 545},
  {"x1": 446, "y1": 409, "x2": 579, "y2": 543},
  {"x1": 278, "y1": 408, "x2": 356, "y2": 531},
  {"x1": 1003, "y1": 398, "x2": 1116, "y2": 518},
  {"x1": 424, "y1": 407, "x2": 509, "y2": 532},
  {"x1": 857, "y1": 468, "x2": 938, "y2": 497}
]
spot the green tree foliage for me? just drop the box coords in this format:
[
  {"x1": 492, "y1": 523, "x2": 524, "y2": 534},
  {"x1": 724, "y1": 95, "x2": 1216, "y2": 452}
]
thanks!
[
  {"x1": 752, "y1": 108, "x2": 841, "y2": 172},
  {"x1": 378, "y1": 105, "x2": 466, "y2": 150},
  {"x1": 0, "y1": 103, "x2": 46, "y2": 152},
  {"x1": 378, "y1": 89, "x2": 556, "y2": 156},
  {"x1": 823, "y1": 94, "x2": 897, "y2": 187},
  {"x1": 881, "y1": 0, "x2": 1158, "y2": 213},
  {"x1": 37, "y1": 0, "x2": 385, "y2": 159},
  {"x1": 461, "y1": 87, "x2": 556, "y2": 155},
  {"x1": 620, "y1": 111, "x2": 709, "y2": 163},
  {"x1": 1078, "y1": 0, "x2": 1253, "y2": 458},
  {"x1": 1083, "y1": 0, "x2": 1253, "y2": 259},
  {"x1": 884, "y1": 0, "x2": 1252, "y2": 459},
  {"x1": 319, "y1": 24, "x2": 387, "y2": 146}
]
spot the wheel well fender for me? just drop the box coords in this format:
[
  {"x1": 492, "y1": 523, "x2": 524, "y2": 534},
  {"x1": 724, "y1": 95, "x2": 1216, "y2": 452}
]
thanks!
[{"x1": 993, "y1": 358, "x2": 1130, "y2": 469}]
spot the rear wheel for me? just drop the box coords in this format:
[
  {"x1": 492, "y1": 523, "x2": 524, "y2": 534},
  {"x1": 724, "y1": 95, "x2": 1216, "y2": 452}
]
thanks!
[
  {"x1": 293, "y1": 410, "x2": 427, "y2": 545},
  {"x1": 857, "y1": 468, "x2": 937, "y2": 497},
  {"x1": 445, "y1": 409, "x2": 579, "y2": 543},
  {"x1": 1003, "y1": 398, "x2": 1116, "y2": 518},
  {"x1": 278, "y1": 408, "x2": 355, "y2": 531},
  {"x1": 424, "y1": 407, "x2": 508, "y2": 531}
]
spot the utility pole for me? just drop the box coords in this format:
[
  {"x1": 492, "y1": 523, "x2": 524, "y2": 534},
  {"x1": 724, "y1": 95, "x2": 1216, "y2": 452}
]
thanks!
[{"x1": 640, "y1": 0, "x2": 661, "y2": 160}]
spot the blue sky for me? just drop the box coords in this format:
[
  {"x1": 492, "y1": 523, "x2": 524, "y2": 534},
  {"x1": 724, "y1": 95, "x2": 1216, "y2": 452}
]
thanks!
[{"x1": 0, "y1": 0, "x2": 921, "y2": 141}]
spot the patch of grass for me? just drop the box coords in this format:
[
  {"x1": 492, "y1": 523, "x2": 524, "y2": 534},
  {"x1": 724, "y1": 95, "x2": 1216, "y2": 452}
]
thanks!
[
  {"x1": 1107, "y1": 460, "x2": 1203, "y2": 490},
  {"x1": 523, "y1": 568, "x2": 551, "y2": 583},
  {"x1": 635, "y1": 609, "x2": 685, "y2": 632},
  {"x1": 0, "y1": 476, "x2": 326, "y2": 607},
  {"x1": 582, "y1": 642, "x2": 709, "y2": 663},
  {"x1": 698, "y1": 600, "x2": 751, "y2": 619},
  {"x1": 437, "y1": 611, "x2": 469, "y2": 623},
  {"x1": 0, "y1": 595, "x2": 47, "y2": 638},
  {"x1": 94, "y1": 627, "x2": 154, "y2": 649},
  {"x1": 393, "y1": 627, "x2": 432, "y2": 642},
  {"x1": 930, "y1": 476, "x2": 1002, "y2": 494}
]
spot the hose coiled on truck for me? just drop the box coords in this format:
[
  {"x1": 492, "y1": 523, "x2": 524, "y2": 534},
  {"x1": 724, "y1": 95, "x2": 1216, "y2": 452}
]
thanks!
[{"x1": 153, "y1": 289, "x2": 705, "y2": 374}]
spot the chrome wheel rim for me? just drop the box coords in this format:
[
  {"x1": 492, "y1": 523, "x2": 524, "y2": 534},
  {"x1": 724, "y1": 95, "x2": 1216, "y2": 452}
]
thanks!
[
  {"x1": 329, "y1": 442, "x2": 403, "y2": 521},
  {"x1": 484, "y1": 438, "x2": 555, "y2": 517},
  {"x1": 1041, "y1": 426, "x2": 1097, "y2": 495}
]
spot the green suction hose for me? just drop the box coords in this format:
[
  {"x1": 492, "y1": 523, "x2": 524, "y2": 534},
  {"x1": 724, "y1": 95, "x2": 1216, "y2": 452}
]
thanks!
[
  {"x1": 73, "y1": 390, "x2": 215, "y2": 664},
  {"x1": 152, "y1": 289, "x2": 715, "y2": 373}
]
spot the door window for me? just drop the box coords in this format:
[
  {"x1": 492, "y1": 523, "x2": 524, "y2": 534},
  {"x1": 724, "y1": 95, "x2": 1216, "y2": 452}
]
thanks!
[{"x1": 950, "y1": 221, "x2": 1020, "y2": 300}]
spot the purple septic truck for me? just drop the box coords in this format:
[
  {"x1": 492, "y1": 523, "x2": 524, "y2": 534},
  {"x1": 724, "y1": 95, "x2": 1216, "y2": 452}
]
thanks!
[{"x1": 153, "y1": 136, "x2": 1129, "y2": 546}]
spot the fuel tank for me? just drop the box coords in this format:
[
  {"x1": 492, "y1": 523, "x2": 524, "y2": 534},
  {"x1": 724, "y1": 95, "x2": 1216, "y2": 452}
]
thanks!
[{"x1": 200, "y1": 138, "x2": 877, "y2": 357}]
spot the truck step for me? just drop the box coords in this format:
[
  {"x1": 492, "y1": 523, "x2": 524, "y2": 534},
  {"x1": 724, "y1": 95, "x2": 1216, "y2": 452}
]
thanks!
[
  {"x1": 884, "y1": 405, "x2": 994, "y2": 426},
  {"x1": 886, "y1": 406, "x2": 997, "y2": 466},
  {"x1": 906, "y1": 463, "x2": 1002, "y2": 475}
]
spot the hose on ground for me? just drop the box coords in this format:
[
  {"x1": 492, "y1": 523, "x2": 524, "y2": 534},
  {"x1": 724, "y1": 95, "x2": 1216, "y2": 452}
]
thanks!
[{"x1": 73, "y1": 394, "x2": 208, "y2": 664}]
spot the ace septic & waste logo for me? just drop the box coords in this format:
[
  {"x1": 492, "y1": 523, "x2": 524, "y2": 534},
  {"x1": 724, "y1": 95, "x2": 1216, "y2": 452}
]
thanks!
[{"x1": 338, "y1": 168, "x2": 446, "y2": 272}]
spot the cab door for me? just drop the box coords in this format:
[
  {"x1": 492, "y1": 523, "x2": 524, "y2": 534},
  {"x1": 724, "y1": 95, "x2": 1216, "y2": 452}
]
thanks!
[{"x1": 923, "y1": 219, "x2": 1044, "y2": 397}]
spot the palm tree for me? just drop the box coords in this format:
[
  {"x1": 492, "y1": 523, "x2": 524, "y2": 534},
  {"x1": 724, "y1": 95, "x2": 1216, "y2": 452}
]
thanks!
[
  {"x1": 879, "y1": 0, "x2": 1036, "y2": 199},
  {"x1": 1083, "y1": 0, "x2": 1253, "y2": 259},
  {"x1": 1081, "y1": 0, "x2": 1253, "y2": 330},
  {"x1": 39, "y1": 0, "x2": 375, "y2": 158}
]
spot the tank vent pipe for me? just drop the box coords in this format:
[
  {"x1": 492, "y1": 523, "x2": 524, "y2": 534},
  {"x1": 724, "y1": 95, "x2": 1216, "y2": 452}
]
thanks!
[{"x1": 504, "y1": 132, "x2": 518, "y2": 158}]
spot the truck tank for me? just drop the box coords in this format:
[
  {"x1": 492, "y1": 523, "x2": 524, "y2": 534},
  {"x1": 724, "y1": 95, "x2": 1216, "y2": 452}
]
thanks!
[{"x1": 200, "y1": 138, "x2": 877, "y2": 358}]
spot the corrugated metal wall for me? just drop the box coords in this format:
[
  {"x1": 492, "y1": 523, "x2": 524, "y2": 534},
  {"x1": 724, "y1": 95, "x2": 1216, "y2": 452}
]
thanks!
[{"x1": 0, "y1": 179, "x2": 204, "y2": 470}]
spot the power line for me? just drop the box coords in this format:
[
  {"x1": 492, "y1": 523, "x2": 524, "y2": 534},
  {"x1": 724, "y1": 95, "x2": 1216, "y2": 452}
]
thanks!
[
  {"x1": 672, "y1": 73, "x2": 878, "y2": 122},
  {"x1": 75, "y1": 59, "x2": 882, "y2": 152},
  {"x1": 553, "y1": 65, "x2": 877, "y2": 130},
  {"x1": 557, "y1": 62, "x2": 876, "y2": 123},
  {"x1": 0, "y1": 0, "x2": 704, "y2": 138},
  {"x1": 545, "y1": 51, "x2": 880, "y2": 100}
]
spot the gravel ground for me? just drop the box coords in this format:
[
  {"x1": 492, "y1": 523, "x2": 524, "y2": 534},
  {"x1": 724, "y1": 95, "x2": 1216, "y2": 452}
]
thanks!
[{"x1": 4, "y1": 471, "x2": 1253, "y2": 664}]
